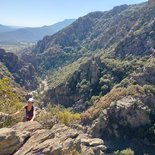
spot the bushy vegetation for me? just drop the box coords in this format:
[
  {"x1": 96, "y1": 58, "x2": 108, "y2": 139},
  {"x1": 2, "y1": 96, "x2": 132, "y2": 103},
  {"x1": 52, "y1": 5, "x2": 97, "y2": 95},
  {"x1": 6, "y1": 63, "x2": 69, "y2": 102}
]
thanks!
[
  {"x1": 0, "y1": 78, "x2": 22, "y2": 113},
  {"x1": 37, "y1": 105, "x2": 81, "y2": 128},
  {"x1": 57, "y1": 108, "x2": 80, "y2": 125},
  {"x1": 146, "y1": 124, "x2": 155, "y2": 144},
  {"x1": 47, "y1": 57, "x2": 89, "y2": 88},
  {"x1": 0, "y1": 63, "x2": 13, "y2": 79},
  {"x1": 114, "y1": 148, "x2": 135, "y2": 155},
  {"x1": 101, "y1": 57, "x2": 147, "y2": 79},
  {"x1": 0, "y1": 78, "x2": 23, "y2": 127},
  {"x1": 143, "y1": 85, "x2": 155, "y2": 95}
]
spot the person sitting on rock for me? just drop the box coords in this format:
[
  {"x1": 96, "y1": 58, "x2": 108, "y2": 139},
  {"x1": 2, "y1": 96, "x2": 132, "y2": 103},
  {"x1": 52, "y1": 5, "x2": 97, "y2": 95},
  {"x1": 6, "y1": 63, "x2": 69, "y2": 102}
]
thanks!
[{"x1": 12, "y1": 98, "x2": 36, "y2": 122}]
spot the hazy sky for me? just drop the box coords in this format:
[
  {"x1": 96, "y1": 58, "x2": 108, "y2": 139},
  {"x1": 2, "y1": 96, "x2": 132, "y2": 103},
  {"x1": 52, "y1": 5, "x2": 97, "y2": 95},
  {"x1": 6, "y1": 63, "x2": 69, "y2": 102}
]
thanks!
[{"x1": 1, "y1": 0, "x2": 147, "y2": 27}]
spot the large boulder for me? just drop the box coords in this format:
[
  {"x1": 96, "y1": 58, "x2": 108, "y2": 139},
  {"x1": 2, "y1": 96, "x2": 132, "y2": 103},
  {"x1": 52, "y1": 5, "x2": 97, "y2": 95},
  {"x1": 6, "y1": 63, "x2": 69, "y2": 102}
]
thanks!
[
  {"x1": 76, "y1": 134, "x2": 106, "y2": 155},
  {"x1": 0, "y1": 112, "x2": 11, "y2": 127},
  {"x1": 14, "y1": 129, "x2": 55, "y2": 155},
  {"x1": 0, "y1": 128, "x2": 30, "y2": 155},
  {"x1": 12, "y1": 121, "x2": 42, "y2": 133}
]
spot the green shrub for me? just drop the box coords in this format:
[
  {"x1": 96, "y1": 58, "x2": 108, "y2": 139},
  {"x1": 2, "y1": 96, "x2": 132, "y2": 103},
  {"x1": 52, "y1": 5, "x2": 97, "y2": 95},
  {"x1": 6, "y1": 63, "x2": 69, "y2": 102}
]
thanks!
[
  {"x1": 0, "y1": 78, "x2": 22, "y2": 114},
  {"x1": 90, "y1": 96, "x2": 100, "y2": 104},
  {"x1": 0, "y1": 78, "x2": 23, "y2": 127},
  {"x1": 57, "y1": 109, "x2": 81, "y2": 126},
  {"x1": 114, "y1": 148, "x2": 135, "y2": 155},
  {"x1": 101, "y1": 85, "x2": 109, "y2": 91},
  {"x1": 143, "y1": 85, "x2": 155, "y2": 95},
  {"x1": 36, "y1": 110, "x2": 57, "y2": 129},
  {"x1": 37, "y1": 105, "x2": 81, "y2": 127},
  {"x1": 0, "y1": 63, "x2": 13, "y2": 79},
  {"x1": 149, "y1": 124, "x2": 155, "y2": 135}
]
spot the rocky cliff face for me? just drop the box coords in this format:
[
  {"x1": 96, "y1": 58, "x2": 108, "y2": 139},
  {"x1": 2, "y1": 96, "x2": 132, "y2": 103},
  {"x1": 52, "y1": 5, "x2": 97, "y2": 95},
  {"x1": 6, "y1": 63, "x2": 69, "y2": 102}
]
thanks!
[
  {"x1": 0, "y1": 49, "x2": 38, "y2": 90},
  {"x1": 0, "y1": 121, "x2": 105, "y2": 155}
]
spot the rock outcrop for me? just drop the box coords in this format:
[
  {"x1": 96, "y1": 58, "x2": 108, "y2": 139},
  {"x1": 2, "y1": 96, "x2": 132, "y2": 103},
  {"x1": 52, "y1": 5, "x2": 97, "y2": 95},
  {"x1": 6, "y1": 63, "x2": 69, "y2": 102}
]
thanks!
[
  {"x1": 0, "y1": 112, "x2": 13, "y2": 128},
  {"x1": 0, "y1": 128, "x2": 30, "y2": 155},
  {"x1": 87, "y1": 96, "x2": 151, "y2": 138},
  {"x1": 0, "y1": 121, "x2": 105, "y2": 155}
]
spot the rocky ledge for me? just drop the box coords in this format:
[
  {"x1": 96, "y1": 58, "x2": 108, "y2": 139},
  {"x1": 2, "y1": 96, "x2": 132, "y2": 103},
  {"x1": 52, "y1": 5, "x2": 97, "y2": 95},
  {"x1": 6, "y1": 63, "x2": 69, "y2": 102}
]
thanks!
[{"x1": 0, "y1": 121, "x2": 106, "y2": 155}]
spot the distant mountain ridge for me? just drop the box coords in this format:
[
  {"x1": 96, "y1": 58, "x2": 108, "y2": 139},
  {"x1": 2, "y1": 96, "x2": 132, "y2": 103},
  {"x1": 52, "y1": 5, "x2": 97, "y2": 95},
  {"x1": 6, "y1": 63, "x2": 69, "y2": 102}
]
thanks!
[
  {"x1": 0, "y1": 24, "x2": 17, "y2": 33},
  {"x1": 0, "y1": 19, "x2": 75, "y2": 43}
]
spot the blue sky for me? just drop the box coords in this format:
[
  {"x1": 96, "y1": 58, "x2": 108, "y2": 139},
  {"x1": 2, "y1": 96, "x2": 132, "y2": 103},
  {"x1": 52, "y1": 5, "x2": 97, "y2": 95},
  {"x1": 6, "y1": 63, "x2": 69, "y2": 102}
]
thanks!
[{"x1": 1, "y1": 0, "x2": 147, "y2": 27}]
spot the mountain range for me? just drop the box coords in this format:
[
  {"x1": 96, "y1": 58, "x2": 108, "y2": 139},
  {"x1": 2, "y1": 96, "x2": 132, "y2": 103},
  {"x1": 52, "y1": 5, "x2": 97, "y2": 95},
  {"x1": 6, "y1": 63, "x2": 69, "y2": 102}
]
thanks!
[
  {"x1": 1, "y1": 0, "x2": 155, "y2": 154},
  {"x1": 0, "y1": 24, "x2": 17, "y2": 33},
  {"x1": 0, "y1": 19, "x2": 75, "y2": 43}
]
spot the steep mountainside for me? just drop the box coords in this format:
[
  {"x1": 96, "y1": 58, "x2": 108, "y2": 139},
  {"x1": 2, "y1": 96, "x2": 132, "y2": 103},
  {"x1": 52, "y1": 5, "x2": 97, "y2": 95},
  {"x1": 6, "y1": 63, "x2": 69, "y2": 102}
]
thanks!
[
  {"x1": 0, "y1": 19, "x2": 75, "y2": 43},
  {"x1": 23, "y1": 1, "x2": 155, "y2": 109},
  {"x1": 0, "y1": 49, "x2": 38, "y2": 90},
  {"x1": 23, "y1": 2, "x2": 154, "y2": 74},
  {"x1": 1, "y1": 1, "x2": 155, "y2": 154},
  {"x1": 22, "y1": 1, "x2": 155, "y2": 153},
  {"x1": 114, "y1": 6, "x2": 155, "y2": 58},
  {"x1": 43, "y1": 55, "x2": 141, "y2": 112}
]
